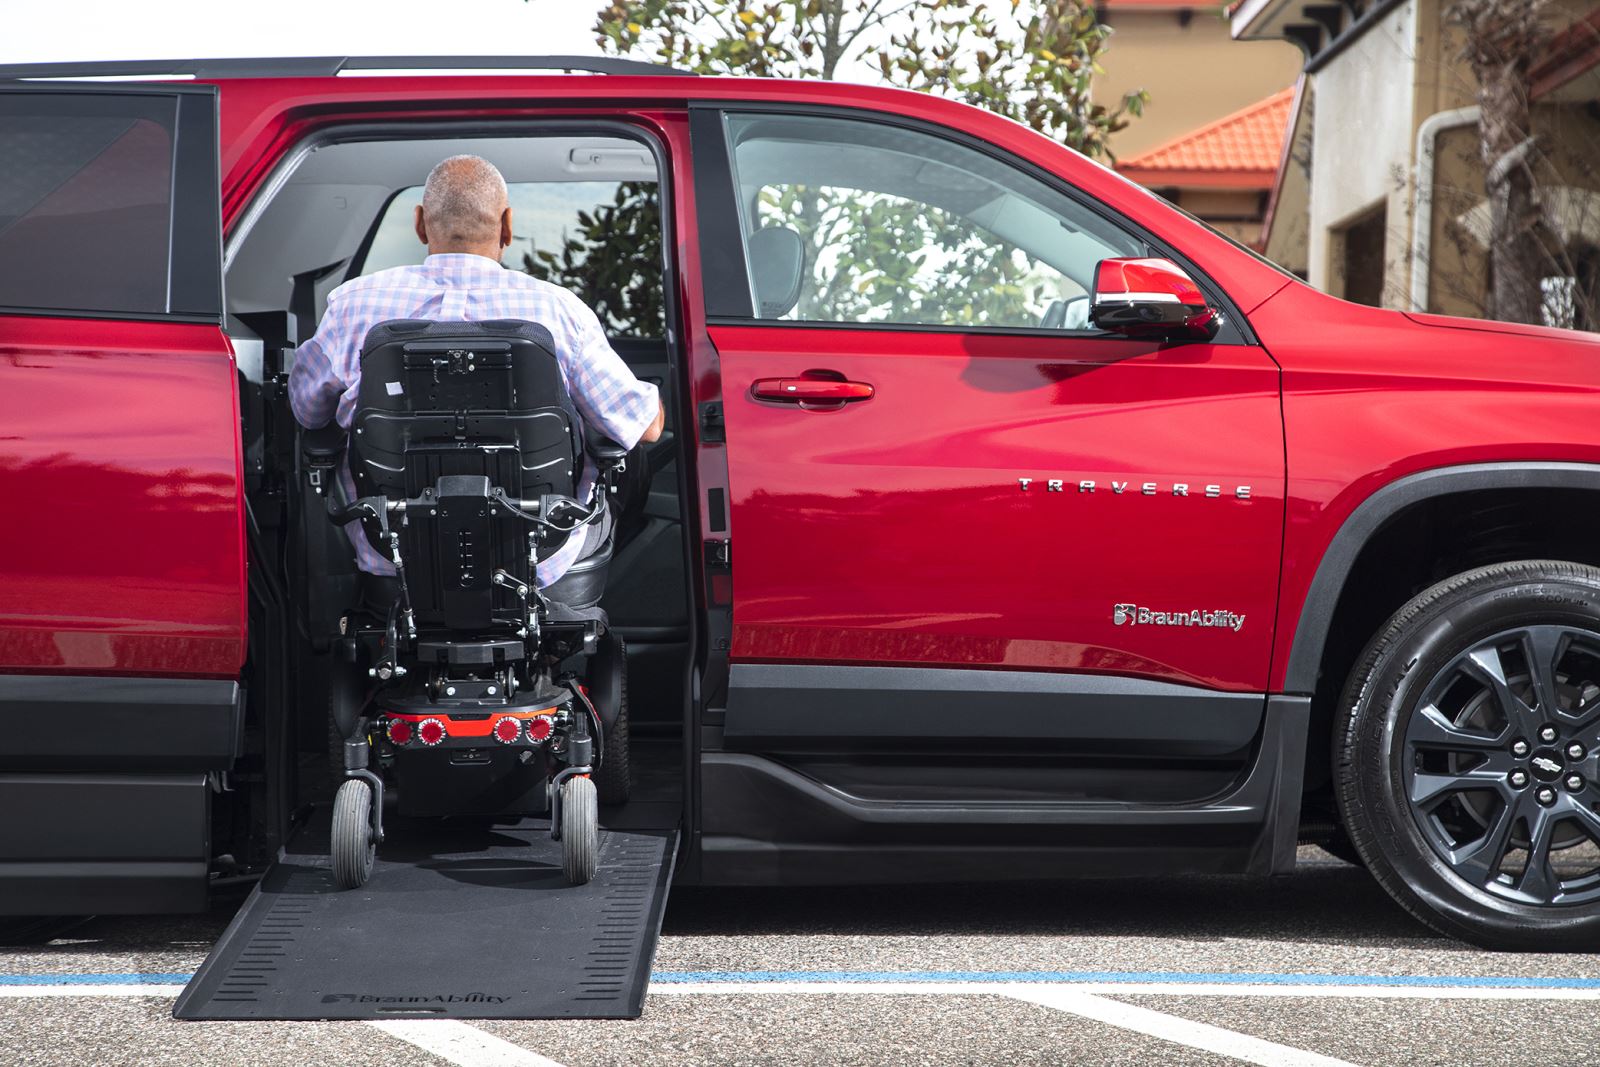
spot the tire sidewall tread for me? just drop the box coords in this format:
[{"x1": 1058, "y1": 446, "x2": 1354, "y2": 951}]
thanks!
[{"x1": 1336, "y1": 559, "x2": 1600, "y2": 950}]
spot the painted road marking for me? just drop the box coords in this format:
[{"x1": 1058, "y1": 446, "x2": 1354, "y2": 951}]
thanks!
[
  {"x1": 7, "y1": 970, "x2": 1600, "y2": 997},
  {"x1": 0, "y1": 984, "x2": 188, "y2": 998},
  {"x1": 1011, "y1": 988, "x2": 1356, "y2": 1067},
  {"x1": 649, "y1": 969, "x2": 1600, "y2": 988},
  {"x1": 649, "y1": 981, "x2": 1600, "y2": 1001},
  {"x1": 370, "y1": 1019, "x2": 568, "y2": 1067},
  {"x1": 2, "y1": 980, "x2": 1599, "y2": 1001}
]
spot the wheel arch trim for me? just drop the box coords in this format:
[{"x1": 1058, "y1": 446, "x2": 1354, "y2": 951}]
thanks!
[{"x1": 1282, "y1": 461, "x2": 1600, "y2": 695}]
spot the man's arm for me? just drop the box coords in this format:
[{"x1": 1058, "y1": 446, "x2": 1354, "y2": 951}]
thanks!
[
  {"x1": 286, "y1": 296, "x2": 348, "y2": 429},
  {"x1": 641, "y1": 397, "x2": 665, "y2": 443},
  {"x1": 563, "y1": 297, "x2": 663, "y2": 449}
]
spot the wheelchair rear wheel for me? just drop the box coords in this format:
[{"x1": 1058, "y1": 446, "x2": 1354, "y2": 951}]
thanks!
[
  {"x1": 560, "y1": 775, "x2": 598, "y2": 885},
  {"x1": 593, "y1": 638, "x2": 631, "y2": 805},
  {"x1": 331, "y1": 778, "x2": 376, "y2": 890}
]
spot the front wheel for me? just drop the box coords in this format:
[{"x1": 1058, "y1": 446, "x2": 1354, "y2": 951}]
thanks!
[
  {"x1": 560, "y1": 775, "x2": 598, "y2": 885},
  {"x1": 1337, "y1": 560, "x2": 1600, "y2": 950},
  {"x1": 331, "y1": 778, "x2": 376, "y2": 890}
]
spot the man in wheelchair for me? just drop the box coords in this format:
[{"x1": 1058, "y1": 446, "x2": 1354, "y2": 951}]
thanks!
[{"x1": 287, "y1": 155, "x2": 664, "y2": 888}]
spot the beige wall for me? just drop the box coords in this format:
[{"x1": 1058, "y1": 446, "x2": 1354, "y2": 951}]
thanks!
[
  {"x1": 1095, "y1": 6, "x2": 1302, "y2": 158},
  {"x1": 1264, "y1": 82, "x2": 1312, "y2": 275},
  {"x1": 1306, "y1": 0, "x2": 1416, "y2": 302},
  {"x1": 1425, "y1": 102, "x2": 1600, "y2": 317}
]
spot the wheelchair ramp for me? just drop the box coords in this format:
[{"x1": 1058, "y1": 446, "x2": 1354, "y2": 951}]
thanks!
[{"x1": 173, "y1": 815, "x2": 676, "y2": 1021}]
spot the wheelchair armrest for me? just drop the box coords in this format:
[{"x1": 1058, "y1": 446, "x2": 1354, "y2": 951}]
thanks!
[
  {"x1": 300, "y1": 424, "x2": 348, "y2": 503},
  {"x1": 301, "y1": 423, "x2": 348, "y2": 466},
  {"x1": 584, "y1": 426, "x2": 630, "y2": 465}
]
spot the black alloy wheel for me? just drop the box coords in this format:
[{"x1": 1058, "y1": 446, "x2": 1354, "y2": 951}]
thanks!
[
  {"x1": 1337, "y1": 560, "x2": 1600, "y2": 949},
  {"x1": 1402, "y1": 625, "x2": 1600, "y2": 906}
]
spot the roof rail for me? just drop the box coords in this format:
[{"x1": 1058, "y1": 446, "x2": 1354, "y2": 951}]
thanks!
[{"x1": 0, "y1": 55, "x2": 694, "y2": 80}]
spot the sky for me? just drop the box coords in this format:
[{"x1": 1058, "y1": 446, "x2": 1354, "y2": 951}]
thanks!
[{"x1": 0, "y1": 0, "x2": 603, "y2": 65}]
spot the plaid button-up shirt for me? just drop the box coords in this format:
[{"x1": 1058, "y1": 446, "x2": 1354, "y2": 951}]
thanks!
[{"x1": 287, "y1": 253, "x2": 659, "y2": 586}]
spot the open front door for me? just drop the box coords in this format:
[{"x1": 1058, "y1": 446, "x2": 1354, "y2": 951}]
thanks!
[{"x1": 0, "y1": 82, "x2": 242, "y2": 914}]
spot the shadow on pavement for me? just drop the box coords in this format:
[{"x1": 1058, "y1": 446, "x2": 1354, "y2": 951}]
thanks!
[{"x1": 661, "y1": 852, "x2": 1445, "y2": 949}]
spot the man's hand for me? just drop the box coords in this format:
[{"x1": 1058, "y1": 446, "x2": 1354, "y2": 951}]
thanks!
[{"x1": 640, "y1": 397, "x2": 665, "y2": 443}]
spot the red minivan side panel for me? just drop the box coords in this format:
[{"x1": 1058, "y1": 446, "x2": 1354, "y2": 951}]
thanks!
[
  {"x1": 0, "y1": 317, "x2": 246, "y2": 677},
  {"x1": 712, "y1": 324, "x2": 1286, "y2": 692},
  {"x1": 1255, "y1": 281, "x2": 1600, "y2": 692}
]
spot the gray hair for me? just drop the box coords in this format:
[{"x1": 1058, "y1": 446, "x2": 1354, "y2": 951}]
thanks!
[{"x1": 420, "y1": 154, "x2": 509, "y2": 245}]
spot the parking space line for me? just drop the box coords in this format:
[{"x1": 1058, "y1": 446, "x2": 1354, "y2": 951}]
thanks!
[
  {"x1": 0, "y1": 984, "x2": 188, "y2": 998},
  {"x1": 647, "y1": 980, "x2": 1600, "y2": 1000},
  {"x1": 649, "y1": 968, "x2": 1600, "y2": 989},
  {"x1": 1008, "y1": 988, "x2": 1357, "y2": 1067},
  {"x1": 9, "y1": 970, "x2": 1600, "y2": 1000},
  {"x1": 369, "y1": 1020, "x2": 568, "y2": 1067}
]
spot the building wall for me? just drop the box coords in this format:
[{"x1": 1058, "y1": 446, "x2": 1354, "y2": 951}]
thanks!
[
  {"x1": 1426, "y1": 102, "x2": 1600, "y2": 319},
  {"x1": 1306, "y1": 0, "x2": 1417, "y2": 302},
  {"x1": 1095, "y1": 6, "x2": 1302, "y2": 158},
  {"x1": 1263, "y1": 82, "x2": 1312, "y2": 276}
]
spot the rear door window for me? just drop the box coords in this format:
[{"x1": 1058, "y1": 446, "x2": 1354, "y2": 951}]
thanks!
[
  {"x1": 354, "y1": 161, "x2": 665, "y2": 340},
  {"x1": 0, "y1": 87, "x2": 221, "y2": 319}
]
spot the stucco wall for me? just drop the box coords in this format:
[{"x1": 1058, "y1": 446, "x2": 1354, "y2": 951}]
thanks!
[
  {"x1": 1095, "y1": 6, "x2": 1301, "y2": 158},
  {"x1": 1306, "y1": 0, "x2": 1417, "y2": 301}
]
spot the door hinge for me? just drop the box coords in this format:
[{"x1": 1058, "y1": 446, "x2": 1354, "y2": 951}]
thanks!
[{"x1": 699, "y1": 401, "x2": 724, "y2": 443}]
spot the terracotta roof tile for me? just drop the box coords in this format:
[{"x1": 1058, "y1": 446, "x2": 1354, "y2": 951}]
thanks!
[{"x1": 1117, "y1": 87, "x2": 1295, "y2": 189}]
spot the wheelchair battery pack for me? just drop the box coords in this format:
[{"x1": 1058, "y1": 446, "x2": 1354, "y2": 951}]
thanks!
[{"x1": 390, "y1": 743, "x2": 552, "y2": 817}]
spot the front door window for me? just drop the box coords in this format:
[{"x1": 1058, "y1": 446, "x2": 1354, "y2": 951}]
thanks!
[{"x1": 722, "y1": 112, "x2": 1144, "y2": 330}]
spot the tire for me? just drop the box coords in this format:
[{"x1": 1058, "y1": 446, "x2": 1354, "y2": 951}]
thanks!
[
  {"x1": 331, "y1": 778, "x2": 376, "y2": 890},
  {"x1": 593, "y1": 639, "x2": 631, "y2": 805},
  {"x1": 1336, "y1": 560, "x2": 1600, "y2": 950},
  {"x1": 561, "y1": 775, "x2": 599, "y2": 885}
]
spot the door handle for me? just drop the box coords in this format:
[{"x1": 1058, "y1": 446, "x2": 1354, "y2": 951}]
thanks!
[{"x1": 751, "y1": 377, "x2": 874, "y2": 403}]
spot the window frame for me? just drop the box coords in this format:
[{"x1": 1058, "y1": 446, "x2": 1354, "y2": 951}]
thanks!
[
  {"x1": 688, "y1": 100, "x2": 1254, "y2": 347},
  {"x1": 0, "y1": 82, "x2": 223, "y2": 324}
]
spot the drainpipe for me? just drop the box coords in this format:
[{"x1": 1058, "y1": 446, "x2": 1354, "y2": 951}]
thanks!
[{"x1": 1410, "y1": 106, "x2": 1480, "y2": 312}]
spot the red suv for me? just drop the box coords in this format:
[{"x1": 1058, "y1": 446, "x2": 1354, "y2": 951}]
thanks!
[{"x1": 4, "y1": 56, "x2": 1600, "y2": 951}]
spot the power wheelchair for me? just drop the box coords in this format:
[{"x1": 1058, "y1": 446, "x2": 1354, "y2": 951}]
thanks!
[{"x1": 302, "y1": 319, "x2": 632, "y2": 889}]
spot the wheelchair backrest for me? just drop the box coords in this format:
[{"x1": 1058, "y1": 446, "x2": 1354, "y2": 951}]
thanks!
[{"x1": 351, "y1": 319, "x2": 581, "y2": 630}]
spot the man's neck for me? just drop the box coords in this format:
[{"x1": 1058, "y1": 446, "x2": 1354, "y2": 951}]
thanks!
[{"x1": 427, "y1": 247, "x2": 503, "y2": 263}]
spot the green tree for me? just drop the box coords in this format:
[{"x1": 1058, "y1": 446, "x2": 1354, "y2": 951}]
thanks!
[
  {"x1": 522, "y1": 181, "x2": 665, "y2": 337},
  {"x1": 591, "y1": 0, "x2": 1146, "y2": 328},
  {"x1": 594, "y1": 0, "x2": 1143, "y2": 160}
]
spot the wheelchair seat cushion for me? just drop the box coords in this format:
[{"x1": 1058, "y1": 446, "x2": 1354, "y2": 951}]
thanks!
[{"x1": 542, "y1": 524, "x2": 613, "y2": 610}]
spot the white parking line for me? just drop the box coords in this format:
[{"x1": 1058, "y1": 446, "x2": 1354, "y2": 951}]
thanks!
[
  {"x1": 0, "y1": 984, "x2": 189, "y2": 998},
  {"x1": 1008, "y1": 987, "x2": 1356, "y2": 1067},
  {"x1": 369, "y1": 1019, "x2": 568, "y2": 1067},
  {"x1": 648, "y1": 980, "x2": 1600, "y2": 1000}
]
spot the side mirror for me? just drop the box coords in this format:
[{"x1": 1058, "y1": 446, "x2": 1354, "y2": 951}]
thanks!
[{"x1": 1088, "y1": 257, "x2": 1220, "y2": 341}]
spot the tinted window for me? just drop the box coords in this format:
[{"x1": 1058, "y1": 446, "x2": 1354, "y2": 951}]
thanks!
[
  {"x1": 0, "y1": 93, "x2": 177, "y2": 315},
  {"x1": 357, "y1": 178, "x2": 665, "y2": 339},
  {"x1": 724, "y1": 113, "x2": 1144, "y2": 329}
]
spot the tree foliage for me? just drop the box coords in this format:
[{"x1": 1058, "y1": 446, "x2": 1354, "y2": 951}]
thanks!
[
  {"x1": 594, "y1": 0, "x2": 1145, "y2": 161},
  {"x1": 589, "y1": 0, "x2": 1143, "y2": 328},
  {"x1": 521, "y1": 181, "x2": 666, "y2": 337},
  {"x1": 1448, "y1": 0, "x2": 1559, "y2": 325}
]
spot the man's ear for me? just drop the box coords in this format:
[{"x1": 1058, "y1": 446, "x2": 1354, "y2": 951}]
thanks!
[
  {"x1": 414, "y1": 205, "x2": 429, "y2": 247},
  {"x1": 500, "y1": 206, "x2": 513, "y2": 250}
]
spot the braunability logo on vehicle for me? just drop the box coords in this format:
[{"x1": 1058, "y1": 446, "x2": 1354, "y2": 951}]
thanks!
[
  {"x1": 1114, "y1": 603, "x2": 1245, "y2": 632},
  {"x1": 320, "y1": 992, "x2": 510, "y2": 1005}
]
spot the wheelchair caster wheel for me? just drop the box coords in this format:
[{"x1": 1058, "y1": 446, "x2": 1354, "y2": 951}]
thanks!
[
  {"x1": 560, "y1": 775, "x2": 598, "y2": 885},
  {"x1": 331, "y1": 778, "x2": 376, "y2": 890}
]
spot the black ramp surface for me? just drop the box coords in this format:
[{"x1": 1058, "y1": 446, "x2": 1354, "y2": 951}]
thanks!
[{"x1": 173, "y1": 816, "x2": 676, "y2": 1020}]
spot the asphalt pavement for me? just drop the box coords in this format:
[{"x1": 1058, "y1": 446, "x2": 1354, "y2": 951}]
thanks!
[{"x1": 3, "y1": 847, "x2": 1599, "y2": 1066}]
